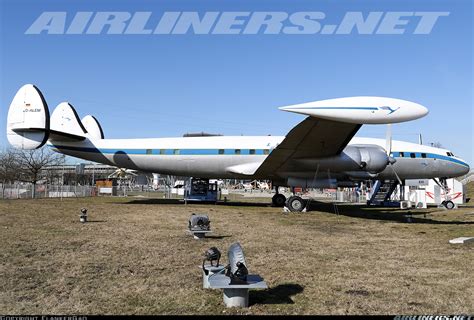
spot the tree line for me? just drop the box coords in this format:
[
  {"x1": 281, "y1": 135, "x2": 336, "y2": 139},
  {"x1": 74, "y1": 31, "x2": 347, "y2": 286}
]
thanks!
[{"x1": 0, "y1": 148, "x2": 64, "y2": 197}]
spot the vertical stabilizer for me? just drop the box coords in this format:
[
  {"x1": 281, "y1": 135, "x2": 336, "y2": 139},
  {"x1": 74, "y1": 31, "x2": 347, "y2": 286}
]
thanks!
[{"x1": 6, "y1": 84, "x2": 50, "y2": 149}]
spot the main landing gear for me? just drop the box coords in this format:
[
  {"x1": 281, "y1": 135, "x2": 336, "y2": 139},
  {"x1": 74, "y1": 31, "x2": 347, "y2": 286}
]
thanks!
[
  {"x1": 272, "y1": 193, "x2": 286, "y2": 207},
  {"x1": 285, "y1": 195, "x2": 306, "y2": 212},
  {"x1": 272, "y1": 185, "x2": 307, "y2": 212}
]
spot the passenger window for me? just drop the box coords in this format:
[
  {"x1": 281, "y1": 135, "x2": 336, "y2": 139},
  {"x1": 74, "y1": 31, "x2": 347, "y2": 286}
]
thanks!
[
  {"x1": 421, "y1": 153, "x2": 427, "y2": 158},
  {"x1": 173, "y1": 149, "x2": 180, "y2": 155},
  {"x1": 235, "y1": 149, "x2": 241, "y2": 155},
  {"x1": 410, "y1": 153, "x2": 416, "y2": 158},
  {"x1": 218, "y1": 149, "x2": 224, "y2": 155},
  {"x1": 249, "y1": 149, "x2": 256, "y2": 155},
  {"x1": 146, "y1": 149, "x2": 152, "y2": 155},
  {"x1": 400, "y1": 152, "x2": 404, "y2": 157},
  {"x1": 159, "y1": 149, "x2": 166, "y2": 155},
  {"x1": 263, "y1": 149, "x2": 270, "y2": 155}
]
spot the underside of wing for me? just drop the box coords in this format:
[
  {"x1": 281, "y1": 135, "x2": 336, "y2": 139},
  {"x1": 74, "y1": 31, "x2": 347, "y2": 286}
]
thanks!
[{"x1": 254, "y1": 117, "x2": 361, "y2": 178}]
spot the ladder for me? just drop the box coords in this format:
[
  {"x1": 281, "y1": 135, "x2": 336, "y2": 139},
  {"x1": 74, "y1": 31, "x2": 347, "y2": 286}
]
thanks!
[{"x1": 367, "y1": 180, "x2": 400, "y2": 206}]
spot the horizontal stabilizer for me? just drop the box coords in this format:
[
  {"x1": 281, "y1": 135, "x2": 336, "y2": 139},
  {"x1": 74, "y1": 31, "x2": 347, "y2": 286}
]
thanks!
[
  {"x1": 82, "y1": 115, "x2": 104, "y2": 139},
  {"x1": 6, "y1": 84, "x2": 50, "y2": 149},
  {"x1": 49, "y1": 102, "x2": 87, "y2": 141}
]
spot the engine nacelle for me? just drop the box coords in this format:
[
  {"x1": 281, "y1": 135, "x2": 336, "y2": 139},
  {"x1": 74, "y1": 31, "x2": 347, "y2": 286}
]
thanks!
[
  {"x1": 294, "y1": 145, "x2": 391, "y2": 174},
  {"x1": 344, "y1": 145, "x2": 390, "y2": 174}
]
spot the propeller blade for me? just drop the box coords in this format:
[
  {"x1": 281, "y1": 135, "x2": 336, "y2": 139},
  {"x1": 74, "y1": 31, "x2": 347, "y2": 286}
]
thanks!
[
  {"x1": 389, "y1": 163, "x2": 403, "y2": 185},
  {"x1": 385, "y1": 124, "x2": 392, "y2": 156}
]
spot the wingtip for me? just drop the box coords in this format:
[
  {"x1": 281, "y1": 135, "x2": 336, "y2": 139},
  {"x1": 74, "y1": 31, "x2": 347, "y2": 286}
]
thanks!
[{"x1": 278, "y1": 105, "x2": 295, "y2": 112}]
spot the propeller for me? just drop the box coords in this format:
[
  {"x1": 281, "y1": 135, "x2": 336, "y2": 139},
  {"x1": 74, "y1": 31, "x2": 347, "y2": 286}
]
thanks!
[{"x1": 385, "y1": 124, "x2": 402, "y2": 185}]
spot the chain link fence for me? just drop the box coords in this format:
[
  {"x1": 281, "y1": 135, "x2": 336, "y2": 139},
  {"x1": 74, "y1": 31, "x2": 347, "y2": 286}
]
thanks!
[{"x1": 0, "y1": 184, "x2": 96, "y2": 199}]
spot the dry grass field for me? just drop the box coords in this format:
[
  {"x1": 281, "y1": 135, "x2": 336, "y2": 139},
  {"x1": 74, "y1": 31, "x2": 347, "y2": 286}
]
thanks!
[{"x1": 0, "y1": 195, "x2": 473, "y2": 315}]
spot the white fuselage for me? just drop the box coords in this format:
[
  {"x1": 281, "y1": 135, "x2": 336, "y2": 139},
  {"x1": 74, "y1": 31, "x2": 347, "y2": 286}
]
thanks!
[{"x1": 48, "y1": 135, "x2": 470, "y2": 184}]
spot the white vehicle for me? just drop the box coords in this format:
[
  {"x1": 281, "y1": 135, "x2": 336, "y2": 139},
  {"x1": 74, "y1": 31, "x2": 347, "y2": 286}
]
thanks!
[{"x1": 6, "y1": 84, "x2": 470, "y2": 211}]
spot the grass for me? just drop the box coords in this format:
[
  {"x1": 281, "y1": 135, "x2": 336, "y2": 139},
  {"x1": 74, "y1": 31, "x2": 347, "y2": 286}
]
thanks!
[{"x1": 0, "y1": 196, "x2": 473, "y2": 315}]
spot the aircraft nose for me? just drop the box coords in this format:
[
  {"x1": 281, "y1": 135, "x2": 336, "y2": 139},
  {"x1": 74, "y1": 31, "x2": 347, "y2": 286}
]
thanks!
[{"x1": 458, "y1": 162, "x2": 470, "y2": 176}]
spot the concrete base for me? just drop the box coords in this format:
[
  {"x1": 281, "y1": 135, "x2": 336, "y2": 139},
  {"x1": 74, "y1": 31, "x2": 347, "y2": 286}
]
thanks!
[
  {"x1": 208, "y1": 274, "x2": 267, "y2": 308},
  {"x1": 202, "y1": 264, "x2": 225, "y2": 289},
  {"x1": 449, "y1": 237, "x2": 474, "y2": 244},
  {"x1": 223, "y1": 288, "x2": 249, "y2": 308}
]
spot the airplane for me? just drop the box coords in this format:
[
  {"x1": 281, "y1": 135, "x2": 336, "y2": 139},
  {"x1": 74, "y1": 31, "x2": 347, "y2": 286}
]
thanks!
[{"x1": 6, "y1": 84, "x2": 470, "y2": 211}]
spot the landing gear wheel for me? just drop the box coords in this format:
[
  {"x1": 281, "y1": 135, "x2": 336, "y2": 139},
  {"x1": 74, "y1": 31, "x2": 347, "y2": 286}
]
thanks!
[
  {"x1": 272, "y1": 194, "x2": 286, "y2": 207},
  {"x1": 286, "y1": 196, "x2": 306, "y2": 212},
  {"x1": 444, "y1": 200, "x2": 455, "y2": 210}
]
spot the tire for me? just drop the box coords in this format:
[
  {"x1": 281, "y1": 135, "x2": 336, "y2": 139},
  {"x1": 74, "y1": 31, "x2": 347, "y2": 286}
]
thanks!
[
  {"x1": 286, "y1": 196, "x2": 305, "y2": 212},
  {"x1": 272, "y1": 194, "x2": 286, "y2": 207},
  {"x1": 444, "y1": 200, "x2": 455, "y2": 210}
]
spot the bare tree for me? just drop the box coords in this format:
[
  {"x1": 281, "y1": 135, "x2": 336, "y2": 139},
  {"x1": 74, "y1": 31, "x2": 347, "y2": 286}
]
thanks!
[
  {"x1": 0, "y1": 148, "x2": 21, "y2": 183},
  {"x1": 14, "y1": 148, "x2": 64, "y2": 198},
  {"x1": 0, "y1": 148, "x2": 22, "y2": 198}
]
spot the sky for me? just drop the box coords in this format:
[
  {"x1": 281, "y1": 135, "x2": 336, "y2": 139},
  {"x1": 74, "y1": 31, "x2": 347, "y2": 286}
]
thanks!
[{"x1": 0, "y1": 0, "x2": 472, "y2": 166}]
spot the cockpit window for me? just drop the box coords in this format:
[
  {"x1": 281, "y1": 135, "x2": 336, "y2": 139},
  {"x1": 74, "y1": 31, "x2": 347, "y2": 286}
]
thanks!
[{"x1": 446, "y1": 152, "x2": 454, "y2": 157}]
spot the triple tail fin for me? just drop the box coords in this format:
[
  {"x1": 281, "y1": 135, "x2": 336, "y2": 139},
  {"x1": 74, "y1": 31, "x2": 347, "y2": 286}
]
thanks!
[{"x1": 6, "y1": 84, "x2": 104, "y2": 149}]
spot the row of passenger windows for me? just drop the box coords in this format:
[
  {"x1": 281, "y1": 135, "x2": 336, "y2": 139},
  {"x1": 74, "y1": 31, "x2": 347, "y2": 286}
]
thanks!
[
  {"x1": 218, "y1": 149, "x2": 270, "y2": 155},
  {"x1": 398, "y1": 152, "x2": 427, "y2": 159},
  {"x1": 145, "y1": 149, "x2": 270, "y2": 155},
  {"x1": 397, "y1": 152, "x2": 455, "y2": 159},
  {"x1": 146, "y1": 149, "x2": 180, "y2": 155}
]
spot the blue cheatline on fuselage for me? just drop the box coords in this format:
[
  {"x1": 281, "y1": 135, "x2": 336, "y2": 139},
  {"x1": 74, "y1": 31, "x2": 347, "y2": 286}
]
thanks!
[
  {"x1": 49, "y1": 144, "x2": 271, "y2": 155},
  {"x1": 390, "y1": 152, "x2": 469, "y2": 168},
  {"x1": 49, "y1": 144, "x2": 469, "y2": 168}
]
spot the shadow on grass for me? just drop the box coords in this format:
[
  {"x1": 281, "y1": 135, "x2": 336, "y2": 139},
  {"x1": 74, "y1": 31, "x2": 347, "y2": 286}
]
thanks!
[
  {"x1": 117, "y1": 198, "x2": 472, "y2": 225},
  {"x1": 203, "y1": 235, "x2": 232, "y2": 240},
  {"x1": 120, "y1": 198, "x2": 271, "y2": 207},
  {"x1": 249, "y1": 283, "x2": 304, "y2": 305},
  {"x1": 307, "y1": 201, "x2": 474, "y2": 225}
]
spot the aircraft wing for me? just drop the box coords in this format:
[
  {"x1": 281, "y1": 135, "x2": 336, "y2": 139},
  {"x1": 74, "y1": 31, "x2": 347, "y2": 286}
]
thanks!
[
  {"x1": 254, "y1": 117, "x2": 361, "y2": 177},
  {"x1": 253, "y1": 96, "x2": 429, "y2": 178}
]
